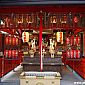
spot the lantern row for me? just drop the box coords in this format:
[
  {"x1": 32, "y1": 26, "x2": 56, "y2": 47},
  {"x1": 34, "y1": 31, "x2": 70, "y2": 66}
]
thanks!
[
  {"x1": 66, "y1": 35, "x2": 81, "y2": 59},
  {"x1": 4, "y1": 35, "x2": 21, "y2": 59},
  {"x1": 5, "y1": 35, "x2": 20, "y2": 46},
  {"x1": 4, "y1": 50, "x2": 18, "y2": 59}
]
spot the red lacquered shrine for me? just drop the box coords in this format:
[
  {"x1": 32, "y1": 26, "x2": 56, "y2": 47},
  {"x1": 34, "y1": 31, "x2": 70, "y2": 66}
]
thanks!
[{"x1": 0, "y1": 2, "x2": 85, "y2": 79}]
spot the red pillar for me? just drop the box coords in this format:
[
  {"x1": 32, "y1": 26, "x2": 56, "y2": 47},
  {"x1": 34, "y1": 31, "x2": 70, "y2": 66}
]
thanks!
[
  {"x1": 84, "y1": 31, "x2": 85, "y2": 56},
  {"x1": 39, "y1": 15, "x2": 43, "y2": 71}
]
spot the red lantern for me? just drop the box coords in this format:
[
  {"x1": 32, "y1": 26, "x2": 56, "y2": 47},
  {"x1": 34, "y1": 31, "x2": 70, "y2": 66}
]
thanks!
[
  {"x1": 71, "y1": 36, "x2": 74, "y2": 45},
  {"x1": 13, "y1": 50, "x2": 16, "y2": 58},
  {"x1": 12, "y1": 37, "x2": 16, "y2": 45},
  {"x1": 76, "y1": 50, "x2": 80, "y2": 58},
  {"x1": 12, "y1": 50, "x2": 14, "y2": 58},
  {"x1": 5, "y1": 17, "x2": 11, "y2": 27},
  {"x1": 74, "y1": 50, "x2": 76, "y2": 58},
  {"x1": 4, "y1": 50, "x2": 6, "y2": 57},
  {"x1": 70, "y1": 37, "x2": 73, "y2": 46},
  {"x1": 5, "y1": 50, "x2": 8, "y2": 58},
  {"x1": 70, "y1": 50, "x2": 74, "y2": 58},
  {"x1": 16, "y1": 38, "x2": 18, "y2": 45},
  {"x1": 66, "y1": 50, "x2": 70, "y2": 58},
  {"x1": 73, "y1": 16, "x2": 79, "y2": 23},
  {"x1": 5, "y1": 37, "x2": 8, "y2": 45},
  {"x1": 74, "y1": 37, "x2": 76, "y2": 45},
  {"x1": 17, "y1": 15, "x2": 23, "y2": 24},
  {"x1": 16, "y1": 50, "x2": 18, "y2": 58},
  {"x1": 8, "y1": 50, "x2": 11, "y2": 58},
  {"x1": 7, "y1": 36, "x2": 11, "y2": 45},
  {"x1": 66, "y1": 37, "x2": 70, "y2": 45}
]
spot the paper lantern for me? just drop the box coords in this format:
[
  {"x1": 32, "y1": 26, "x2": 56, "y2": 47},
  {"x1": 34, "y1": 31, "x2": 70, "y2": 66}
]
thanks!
[{"x1": 22, "y1": 32, "x2": 29, "y2": 42}]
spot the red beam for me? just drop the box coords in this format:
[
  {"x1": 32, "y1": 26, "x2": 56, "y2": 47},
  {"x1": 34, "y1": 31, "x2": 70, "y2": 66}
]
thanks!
[{"x1": 0, "y1": 5, "x2": 85, "y2": 13}]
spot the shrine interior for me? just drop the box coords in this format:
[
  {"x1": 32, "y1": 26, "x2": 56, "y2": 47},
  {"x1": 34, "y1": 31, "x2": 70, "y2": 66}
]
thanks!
[{"x1": 0, "y1": 1, "x2": 85, "y2": 85}]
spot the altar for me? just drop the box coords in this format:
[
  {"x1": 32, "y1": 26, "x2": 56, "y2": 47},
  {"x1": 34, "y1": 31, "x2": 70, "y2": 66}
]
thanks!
[{"x1": 20, "y1": 72, "x2": 61, "y2": 85}]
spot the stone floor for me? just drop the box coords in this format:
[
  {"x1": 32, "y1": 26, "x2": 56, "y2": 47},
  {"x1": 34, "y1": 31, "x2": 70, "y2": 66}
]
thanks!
[{"x1": 0, "y1": 65, "x2": 84, "y2": 85}]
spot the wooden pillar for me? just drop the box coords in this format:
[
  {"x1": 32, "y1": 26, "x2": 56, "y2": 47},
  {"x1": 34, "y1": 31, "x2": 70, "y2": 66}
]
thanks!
[
  {"x1": 84, "y1": 31, "x2": 85, "y2": 56},
  {"x1": 39, "y1": 15, "x2": 43, "y2": 71}
]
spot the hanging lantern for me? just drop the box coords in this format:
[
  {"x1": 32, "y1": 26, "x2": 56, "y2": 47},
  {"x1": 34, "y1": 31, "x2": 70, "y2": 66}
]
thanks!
[
  {"x1": 61, "y1": 15, "x2": 67, "y2": 24},
  {"x1": 66, "y1": 50, "x2": 70, "y2": 58},
  {"x1": 73, "y1": 16, "x2": 79, "y2": 23},
  {"x1": 12, "y1": 37, "x2": 16, "y2": 45},
  {"x1": 22, "y1": 32, "x2": 29, "y2": 42},
  {"x1": 5, "y1": 36, "x2": 9, "y2": 45},
  {"x1": 26, "y1": 14, "x2": 33, "y2": 24},
  {"x1": 8, "y1": 50, "x2": 11, "y2": 58},
  {"x1": 4, "y1": 17, "x2": 11, "y2": 27},
  {"x1": 53, "y1": 16, "x2": 57, "y2": 23},
  {"x1": 50, "y1": 16, "x2": 57, "y2": 23},
  {"x1": 66, "y1": 37, "x2": 69, "y2": 45},
  {"x1": 17, "y1": 14, "x2": 23, "y2": 24},
  {"x1": 50, "y1": 16, "x2": 52, "y2": 23},
  {"x1": 56, "y1": 32, "x2": 63, "y2": 44},
  {"x1": 12, "y1": 29, "x2": 15, "y2": 34},
  {"x1": 16, "y1": 38, "x2": 18, "y2": 45},
  {"x1": 9, "y1": 36, "x2": 11, "y2": 45}
]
